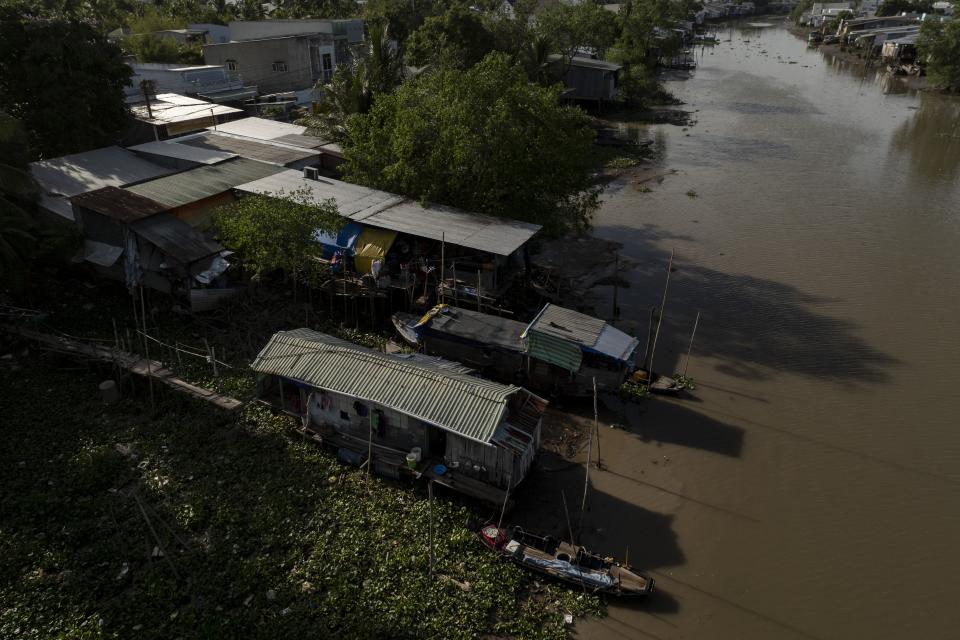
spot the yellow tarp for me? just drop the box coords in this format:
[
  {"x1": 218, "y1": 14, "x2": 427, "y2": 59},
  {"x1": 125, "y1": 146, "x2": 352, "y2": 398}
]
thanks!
[{"x1": 353, "y1": 227, "x2": 398, "y2": 274}]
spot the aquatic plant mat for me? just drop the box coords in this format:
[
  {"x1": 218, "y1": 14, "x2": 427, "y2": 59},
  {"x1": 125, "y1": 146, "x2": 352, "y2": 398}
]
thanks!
[{"x1": 0, "y1": 356, "x2": 603, "y2": 639}]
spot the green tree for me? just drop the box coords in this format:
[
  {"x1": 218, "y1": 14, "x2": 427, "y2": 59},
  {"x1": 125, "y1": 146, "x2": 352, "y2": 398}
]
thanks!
[
  {"x1": 0, "y1": 5, "x2": 133, "y2": 159},
  {"x1": 297, "y1": 21, "x2": 403, "y2": 142},
  {"x1": 534, "y1": 0, "x2": 619, "y2": 63},
  {"x1": 917, "y1": 18, "x2": 960, "y2": 92},
  {"x1": 362, "y1": 0, "x2": 441, "y2": 45},
  {"x1": 342, "y1": 53, "x2": 599, "y2": 233},
  {"x1": 213, "y1": 188, "x2": 343, "y2": 282},
  {"x1": 0, "y1": 113, "x2": 37, "y2": 280},
  {"x1": 124, "y1": 33, "x2": 204, "y2": 64},
  {"x1": 876, "y1": 0, "x2": 932, "y2": 16},
  {"x1": 405, "y1": 2, "x2": 497, "y2": 69}
]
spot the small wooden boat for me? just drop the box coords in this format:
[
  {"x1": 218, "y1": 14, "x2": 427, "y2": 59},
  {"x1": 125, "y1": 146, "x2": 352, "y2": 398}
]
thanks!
[
  {"x1": 631, "y1": 367, "x2": 682, "y2": 395},
  {"x1": 476, "y1": 523, "x2": 654, "y2": 596}
]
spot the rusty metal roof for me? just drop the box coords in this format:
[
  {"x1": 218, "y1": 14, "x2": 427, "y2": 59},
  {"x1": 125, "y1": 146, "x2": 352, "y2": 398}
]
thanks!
[
  {"x1": 70, "y1": 186, "x2": 168, "y2": 222},
  {"x1": 250, "y1": 329, "x2": 522, "y2": 444}
]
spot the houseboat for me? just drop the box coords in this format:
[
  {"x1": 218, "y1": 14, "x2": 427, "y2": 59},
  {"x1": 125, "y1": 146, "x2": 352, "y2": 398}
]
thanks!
[
  {"x1": 393, "y1": 303, "x2": 642, "y2": 397},
  {"x1": 250, "y1": 329, "x2": 547, "y2": 505}
]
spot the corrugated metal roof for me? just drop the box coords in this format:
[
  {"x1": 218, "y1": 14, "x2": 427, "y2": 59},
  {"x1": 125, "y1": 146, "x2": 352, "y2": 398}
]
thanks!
[
  {"x1": 30, "y1": 146, "x2": 173, "y2": 198},
  {"x1": 524, "y1": 304, "x2": 640, "y2": 365},
  {"x1": 526, "y1": 304, "x2": 606, "y2": 346},
  {"x1": 591, "y1": 324, "x2": 640, "y2": 362},
  {"x1": 125, "y1": 158, "x2": 283, "y2": 208},
  {"x1": 548, "y1": 54, "x2": 622, "y2": 72},
  {"x1": 132, "y1": 213, "x2": 224, "y2": 263},
  {"x1": 71, "y1": 187, "x2": 168, "y2": 222},
  {"x1": 250, "y1": 329, "x2": 521, "y2": 444},
  {"x1": 526, "y1": 330, "x2": 583, "y2": 372},
  {"x1": 130, "y1": 93, "x2": 241, "y2": 125},
  {"x1": 208, "y1": 117, "x2": 307, "y2": 140},
  {"x1": 128, "y1": 139, "x2": 237, "y2": 165},
  {"x1": 235, "y1": 170, "x2": 541, "y2": 256},
  {"x1": 416, "y1": 306, "x2": 526, "y2": 352},
  {"x1": 179, "y1": 132, "x2": 317, "y2": 166}
]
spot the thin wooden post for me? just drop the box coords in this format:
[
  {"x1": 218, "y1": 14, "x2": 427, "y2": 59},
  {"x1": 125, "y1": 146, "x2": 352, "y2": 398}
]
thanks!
[
  {"x1": 649, "y1": 249, "x2": 675, "y2": 375},
  {"x1": 683, "y1": 310, "x2": 701, "y2": 378},
  {"x1": 204, "y1": 338, "x2": 218, "y2": 377},
  {"x1": 175, "y1": 341, "x2": 183, "y2": 374},
  {"x1": 211, "y1": 346, "x2": 219, "y2": 377},
  {"x1": 428, "y1": 480, "x2": 435, "y2": 576},
  {"x1": 593, "y1": 377, "x2": 601, "y2": 469},
  {"x1": 497, "y1": 471, "x2": 512, "y2": 529},
  {"x1": 612, "y1": 252, "x2": 620, "y2": 318},
  {"x1": 561, "y1": 489, "x2": 575, "y2": 544},
  {"x1": 112, "y1": 319, "x2": 119, "y2": 350},
  {"x1": 367, "y1": 416, "x2": 373, "y2": 476},
  {"x1": 578, "y1": 400, "x2": 594, "y2": 538},
  {"x1": 452, "y1": 262, "x2": 458, "y2": 307},
  {"x1": 139, "y1": 286, "x2": 155, "y2": 413},
  {"x1": 439, "y1": 232, "x2": 445, "y2": 304}
]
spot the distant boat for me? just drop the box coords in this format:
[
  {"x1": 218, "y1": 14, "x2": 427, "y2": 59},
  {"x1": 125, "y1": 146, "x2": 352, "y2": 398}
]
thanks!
[
  {"x1": 693, "y1": 34, "x2": 718, "y2": 45},
  {"x1": 476, "y1": 523, "x2": 655, "y2": 596},
  {"x1": 808, "y1": 31, "x2": 823, "y2": 44}
]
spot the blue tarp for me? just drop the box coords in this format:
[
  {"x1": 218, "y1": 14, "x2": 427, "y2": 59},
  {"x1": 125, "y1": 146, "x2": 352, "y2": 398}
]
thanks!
[{"x1": 314, "y1": 221, "x2": 362, "y2": 259}]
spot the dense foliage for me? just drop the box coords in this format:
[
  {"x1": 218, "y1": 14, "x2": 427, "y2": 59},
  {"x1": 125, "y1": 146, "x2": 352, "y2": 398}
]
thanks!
[
  {"x1": 0, "y1": 358, "x2": 602, "y2": 640},
  {"x1": 213, "y1": 189, "x2": 342, "y2": 281},
  {"x1": 917, "y1": 18, "x2": 960, "y2": 91},
  {"x1": 0, "y1": 4, "x2": 132, "y2": 159},
  {"x1": 404, "y1": 2, "x2": 497, "y2": 69},
  {"x1": 875, "y1": 0, "x2": 933, "y2": 16},
  {"x1": 297, "y1": 20, "x2": 403, "y2": 142},
  {"x1": 0, "y1": 112, "x2": 38, "y2": 281},
  {"x1": 342, "y1": 53, "x2": 600, "y2": 234}
]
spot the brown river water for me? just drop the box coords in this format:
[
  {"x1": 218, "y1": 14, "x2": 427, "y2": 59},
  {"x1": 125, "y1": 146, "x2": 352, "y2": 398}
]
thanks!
[{"x1": 525, "y1": 20, "x2": 960, "y2": 640}]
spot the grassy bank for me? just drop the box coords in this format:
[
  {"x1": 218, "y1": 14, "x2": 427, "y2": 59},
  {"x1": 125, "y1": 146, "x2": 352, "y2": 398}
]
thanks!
[{"x1": 0, "y1": 277, "x2": 603, "y2": 639}]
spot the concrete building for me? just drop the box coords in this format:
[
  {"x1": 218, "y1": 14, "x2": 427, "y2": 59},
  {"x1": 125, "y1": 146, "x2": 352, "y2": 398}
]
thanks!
[
  {"x1": 202, "y1": 19, "x2": 364, "y2": 94},
  {"x1": 125, "y1": 64, "x2": 257, "y2": 104}
]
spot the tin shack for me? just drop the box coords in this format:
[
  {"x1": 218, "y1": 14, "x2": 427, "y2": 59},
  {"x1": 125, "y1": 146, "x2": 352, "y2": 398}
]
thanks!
[
  {"x1": 250, "y1": 329, "x2": 547, "y2": 504},
  {"x1": 394, "y1": 303, "x2": 641, "y2": 397}
]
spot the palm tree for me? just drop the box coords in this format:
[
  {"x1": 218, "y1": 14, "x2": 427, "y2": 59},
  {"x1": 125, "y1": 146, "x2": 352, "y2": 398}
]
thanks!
[{"x1": 297, "y1": 20, "x2": 403, "y2": 143}]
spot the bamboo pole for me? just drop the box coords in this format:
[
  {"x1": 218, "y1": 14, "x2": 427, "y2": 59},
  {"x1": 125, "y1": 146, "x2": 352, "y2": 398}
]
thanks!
[
  {"x1": 139, "y1": 286, "x2": 155, "y2": 413},
  {"x1": 683, "y1": 310, "x2": 701, "y2": 378},
  {"x1": 497, "y1": 471, "x2": 512, "y2": 529},
  {"x1": 428, "y1": 480, "x2": 435, "y2": 576},
  {"x1": 593, "y1": 377, "x2": 601, "y2": 469},
  {"x1": 367, "y1": 416, "x2": 373, "y2": 476},
  {"x1": 648, "y1": 249, "x2": 675, "y2": 376},
  {"x1": 561, "y1": 490, "x2": 575, "y2": 544},
  {"x1": 439, "y1": 232, "x2": 445, "y2": 304},
  {"x1": 578, "y1": 398, "x2": 594, "y2": 538},
  {"x1": 612, "y1": 252, "x2": 619, "y2": 318}
]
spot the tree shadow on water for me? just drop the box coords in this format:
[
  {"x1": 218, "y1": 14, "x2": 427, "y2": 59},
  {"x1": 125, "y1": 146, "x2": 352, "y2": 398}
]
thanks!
[{"x1": 595, "y1": 224, "x2": 899, "y2": 385}]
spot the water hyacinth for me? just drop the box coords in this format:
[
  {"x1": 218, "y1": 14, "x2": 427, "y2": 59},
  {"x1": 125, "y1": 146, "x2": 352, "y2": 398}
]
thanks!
[{"x1": 0, "y1": 361, "x2": 603, "y2": 639}]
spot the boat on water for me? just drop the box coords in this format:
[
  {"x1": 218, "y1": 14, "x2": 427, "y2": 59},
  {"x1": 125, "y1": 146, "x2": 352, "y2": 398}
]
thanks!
[
  {"x1": 630, "y1": 367, "x2": 682, "y2": 395},
  {"x1": 392, "y1": 303, "x2": 642, "y2": 398},
  {"x1": 476, "y1": 523, "x2": 654, "y2": 596},
  {"x1": 808, "y1": 31, "x2": 823, "y2": 44}
]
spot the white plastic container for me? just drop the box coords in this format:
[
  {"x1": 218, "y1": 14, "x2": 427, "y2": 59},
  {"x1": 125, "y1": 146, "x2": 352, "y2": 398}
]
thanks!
[
  {"x1": 405, "y1": 453, "x2": 418, "y2": 469},
  {"x1": 411, "y1": 447, "x2": 422, "y2": 462}
]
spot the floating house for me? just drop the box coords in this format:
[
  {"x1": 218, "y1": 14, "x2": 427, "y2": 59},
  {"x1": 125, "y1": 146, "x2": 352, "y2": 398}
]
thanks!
[
  {"x1": 394, "y1": 303, "x2": 641, "y2": 396},
  {"x1": 251, "y1": 329, "x2": 547, "y2": 504}
]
